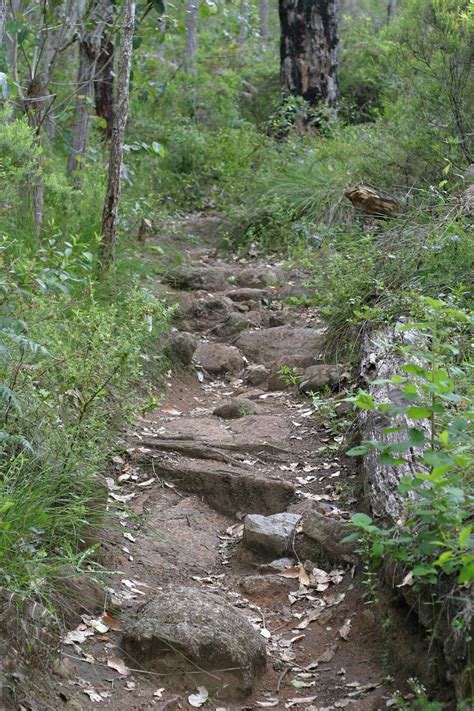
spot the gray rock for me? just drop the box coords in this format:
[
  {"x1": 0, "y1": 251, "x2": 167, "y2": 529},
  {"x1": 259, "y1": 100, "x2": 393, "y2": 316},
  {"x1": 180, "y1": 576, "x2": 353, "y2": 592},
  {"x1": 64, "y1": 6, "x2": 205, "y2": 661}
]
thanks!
[
  {"x1": 194, "y1": 342, "x2": 245, "y2": 374},
  {"x1": 245, "y1": 364, "x2": 269, "y2": 385},
  {"x1": 225, "y1": 288, "x2": 267, "y2": 302},
  {"x1": 164, "y1": 331, "x2": 197, "y2": 366},
  {"x1": 242, "y1": 513, "x2": 301, "y2": 558},
  {"x1": 297, "y1": 511, "x2": 359, "y2": 565},
  {"x1": 236, "y1": 326, "x2": 324, "y2": 366},
  {"x1": 334, "y1": 399, "x2": 353, "y2": 417},
  {"x1": 164, "y1": 265, "x2": 234, "y2": 292},
  {"x1": 213, "y1": 398, "x2": 261, "y2": 419},
  {"x1": 462, "y1": 164, "x2": 474, "y2": 184},
  {"x1": 237, "y1": 266, "x2": 284, "y2": 289},
  {"x1": 121, "y1": 586, "x2": 266, "y2": 698},
  {"x1": 299, "y1": 364, "x2": 348, "y2": 394}
]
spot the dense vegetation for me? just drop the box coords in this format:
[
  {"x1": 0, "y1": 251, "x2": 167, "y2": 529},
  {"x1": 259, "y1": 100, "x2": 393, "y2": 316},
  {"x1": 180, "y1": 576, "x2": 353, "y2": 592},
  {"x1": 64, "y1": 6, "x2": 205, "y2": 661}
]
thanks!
[{"x1": 0, "y1": 0, "x2": 472, "y2": 695}]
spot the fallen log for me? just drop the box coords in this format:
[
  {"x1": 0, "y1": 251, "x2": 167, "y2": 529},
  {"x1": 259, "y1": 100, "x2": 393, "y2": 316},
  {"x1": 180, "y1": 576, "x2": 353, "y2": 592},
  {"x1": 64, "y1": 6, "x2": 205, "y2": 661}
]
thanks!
[{"x1": 345, "y1": 185, "x2": 400, "y2": 217}]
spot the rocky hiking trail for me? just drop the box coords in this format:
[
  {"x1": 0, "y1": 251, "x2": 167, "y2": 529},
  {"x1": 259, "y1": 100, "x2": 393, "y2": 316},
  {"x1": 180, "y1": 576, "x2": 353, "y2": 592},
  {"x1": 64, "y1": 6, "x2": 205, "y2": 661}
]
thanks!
[{"x1": 50, "y1": 216, "x2": 414, "y2": 711}]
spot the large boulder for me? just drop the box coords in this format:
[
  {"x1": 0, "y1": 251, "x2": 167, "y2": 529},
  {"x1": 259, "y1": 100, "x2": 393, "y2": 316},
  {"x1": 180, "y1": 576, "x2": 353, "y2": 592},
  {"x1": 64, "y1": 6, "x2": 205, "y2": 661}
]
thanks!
[
  {"x1": 194, "y1": 342, "x2": 245, "y2": 374},
  {"x1": 121, "y1": 586, "x2": 266, "y2": 698},
  {"x1": 236, "y1": 325, "x2": 324, "y2": 366},
  {"x1": 242, "y1": 513, "x2": 301, "y2": 558}
]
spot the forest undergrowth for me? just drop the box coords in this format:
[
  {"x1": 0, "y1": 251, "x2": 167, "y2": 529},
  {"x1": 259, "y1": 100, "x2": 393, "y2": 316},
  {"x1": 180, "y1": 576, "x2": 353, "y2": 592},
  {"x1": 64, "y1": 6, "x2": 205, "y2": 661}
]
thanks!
[{"x1": 0, "y1": 1, "x2": 472, "y2": 701}]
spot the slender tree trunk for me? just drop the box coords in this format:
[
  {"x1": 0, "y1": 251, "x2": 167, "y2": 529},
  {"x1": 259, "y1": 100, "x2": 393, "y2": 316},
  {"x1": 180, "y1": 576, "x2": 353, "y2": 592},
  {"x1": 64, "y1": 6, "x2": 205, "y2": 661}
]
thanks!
[
  {"x1": 95, "y1": 33, "x2": 115, "y2": 139},
  {"x1": 387, "y1": 0, "x2": 396, "y2": 22},
  {"x1": 279, "y1": 0, "x2": 339, "y2": 108},
  {"x1": 259, "y1": 0, "x2": 270, "y2": 43},
  {"x1": 67, "y1": 42, "x2": 96, "y2": 183},
  {"x1": 99, "y1": 0, "x2": 136, "y2": 272},
  {"x1": 0, "y1": 0, "x2": 6, "y2": 48},
  {"x1": 183, "y1": 0, "x2": 199, "y2": 73},
  {"x1": 239, "y1": 0, "x2": 250, "y2": 45}
]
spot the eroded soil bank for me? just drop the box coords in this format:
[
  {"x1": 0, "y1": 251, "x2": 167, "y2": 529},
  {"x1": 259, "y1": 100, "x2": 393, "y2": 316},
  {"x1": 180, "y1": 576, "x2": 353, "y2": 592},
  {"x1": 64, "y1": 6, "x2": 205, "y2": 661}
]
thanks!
[{"x1": 6, "y1": 216, "x2": 455, "y2": 710}]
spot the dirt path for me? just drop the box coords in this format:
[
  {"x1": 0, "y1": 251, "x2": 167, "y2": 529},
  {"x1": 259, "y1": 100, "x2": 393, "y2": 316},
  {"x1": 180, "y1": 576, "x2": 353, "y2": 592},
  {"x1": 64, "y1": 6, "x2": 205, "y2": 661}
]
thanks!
[{"x1": 51, "y1": 216, "x2": 407, "y2": 711}]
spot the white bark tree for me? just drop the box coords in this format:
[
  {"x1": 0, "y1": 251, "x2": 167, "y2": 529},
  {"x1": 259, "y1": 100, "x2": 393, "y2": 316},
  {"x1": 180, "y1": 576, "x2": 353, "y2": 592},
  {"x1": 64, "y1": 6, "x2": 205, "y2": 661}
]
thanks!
[{"x1": 99, "y1": 0, "x2": 136, "y2": 271}]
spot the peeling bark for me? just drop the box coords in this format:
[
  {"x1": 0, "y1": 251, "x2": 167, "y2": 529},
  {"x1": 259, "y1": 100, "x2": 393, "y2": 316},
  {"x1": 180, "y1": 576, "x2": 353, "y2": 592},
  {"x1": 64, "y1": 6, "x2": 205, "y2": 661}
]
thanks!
[{"x1": 278, "y1": 0, "x2": 339, "y2": 107}]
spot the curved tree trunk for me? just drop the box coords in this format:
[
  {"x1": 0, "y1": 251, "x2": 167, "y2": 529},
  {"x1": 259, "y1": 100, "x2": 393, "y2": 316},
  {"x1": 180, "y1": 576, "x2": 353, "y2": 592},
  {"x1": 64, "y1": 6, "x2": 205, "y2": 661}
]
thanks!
[
  {"x1": 99, "y1": 0, "x2": 136, "y2": 272},
  {"x1": 279, "y1": 0, "x2": 339, "y2": 108},
  {"x1": 183, "y1": 0, "x2": 200, "y2": 73}
]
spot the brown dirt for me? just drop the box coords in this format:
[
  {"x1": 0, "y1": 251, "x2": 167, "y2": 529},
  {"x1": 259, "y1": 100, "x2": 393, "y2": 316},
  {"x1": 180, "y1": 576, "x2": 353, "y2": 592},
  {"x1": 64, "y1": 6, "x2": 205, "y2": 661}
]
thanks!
[{"x1": 8, "y1": 214, "x2": 455, "y2": 711}]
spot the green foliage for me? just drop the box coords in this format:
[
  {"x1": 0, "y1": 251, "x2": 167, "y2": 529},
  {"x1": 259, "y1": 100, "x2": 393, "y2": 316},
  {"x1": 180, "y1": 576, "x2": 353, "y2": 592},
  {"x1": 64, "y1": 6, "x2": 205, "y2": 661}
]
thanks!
[{"x1": 346, "y1": 298, "x2": 474, "y2": 587}]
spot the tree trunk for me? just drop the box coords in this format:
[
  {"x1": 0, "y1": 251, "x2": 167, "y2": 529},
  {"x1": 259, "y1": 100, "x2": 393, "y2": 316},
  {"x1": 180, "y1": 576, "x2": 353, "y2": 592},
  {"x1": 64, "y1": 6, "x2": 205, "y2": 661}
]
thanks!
[
  {"x1": 239, "y1": 0, "x2": 250, "y2": 45},
  {"x1": 279, "y1": 0, "x2": 339, "y2": 108},
  {"x1": 259, "y1": 0, "x2": 270, "y2": 43},
  {"x1": 387, "y1": 0, "x2": 396, "y2": 22},
  {"x1": 68, "y1": 0, "x2": 110, "y2": 184},
  {"x1": 0, "y1": 0, "x2": 5, "y2": 48},
  {"x1": 94, "y1": 25, "x2": 115, "y2": 140},
  {"x1": 99, "y1": 0, "x2": 136, "y2": 272},
  {"x1": 183, "y1": 0, "x2": 199, "y2": 73},
  {"x1": 359, "y1": 328, "x2": 430, "y2": 522},
  {"x1": 67, "y1": 42, "x2": 96, "y2": 183}
]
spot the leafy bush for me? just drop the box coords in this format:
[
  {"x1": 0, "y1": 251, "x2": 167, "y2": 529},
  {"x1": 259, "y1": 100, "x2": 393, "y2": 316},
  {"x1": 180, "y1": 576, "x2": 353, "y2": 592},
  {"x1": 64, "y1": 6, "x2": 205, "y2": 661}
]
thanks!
[{"x1": 346, "y1": 297, "x2": 473, "y2": 587}]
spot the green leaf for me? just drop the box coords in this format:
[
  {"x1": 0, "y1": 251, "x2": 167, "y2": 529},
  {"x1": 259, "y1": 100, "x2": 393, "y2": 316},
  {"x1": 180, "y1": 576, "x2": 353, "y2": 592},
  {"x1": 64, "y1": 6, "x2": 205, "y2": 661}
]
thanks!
[
  {"x1": 351, "y1": 513, "x2": 374, "y2": 530},
  {"x1": 458, "y1": 526, "x2": 472, "y2": 549},
  {"x1": 346, "y1": 445, "x2": 369, "y2": 456},
  {"x1": 458, "y1": 561, "x2": 474, "y2": 584},
  {"x1": 354, "y1": 392, "x2": 375, "y2": 410},
  {"x1": 408, "y1": 428, "x2": 425, "y2": 446},
  {"x1": 407, "y1": 406, "x2": 432, "y2": 419}
]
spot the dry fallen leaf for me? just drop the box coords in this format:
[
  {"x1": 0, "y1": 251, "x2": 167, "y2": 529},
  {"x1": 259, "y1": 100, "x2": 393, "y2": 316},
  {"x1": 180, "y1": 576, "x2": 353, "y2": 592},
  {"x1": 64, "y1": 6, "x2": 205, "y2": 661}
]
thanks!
[
  {"x1": 101, "y1": 611, "x2": 123, "y2": 631},
  {"x1": 84, "y1": 688, "x2": 102, "y2": 702},
  {"x1": 153, "y1": 688, "x2": 165, "y2": 698},
  {"x1": 339, "y1": 618, "x2": 352, "y2": 640},
  {"x1": 397, "y1": 570, "x2": 414, "y2": 587},
  {"x1": 188, "y1": 686, "x2": 209, "y2": 707},
  {"x1": 63, "y1": 628, "x2": 94, "y2": 645},
  {"x1": 107, "y1": 655, "x2": 131, "y2": 676}
]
